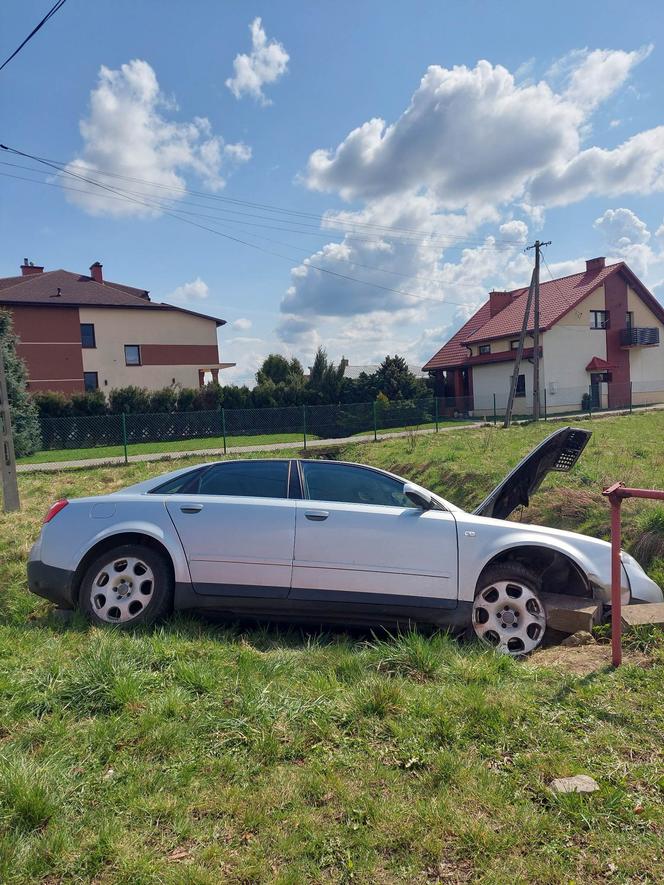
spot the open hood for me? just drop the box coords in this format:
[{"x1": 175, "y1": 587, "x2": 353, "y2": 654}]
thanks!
[{"x1": 473, "y1": 426, "x2": 592, "y2": 521}]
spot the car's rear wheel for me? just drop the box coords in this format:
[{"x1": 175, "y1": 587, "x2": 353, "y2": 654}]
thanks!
[
  {"x1": 471, "y1": 563, "x2": 546, "y2": 656},
  {"x1": 79, "y1": 543, "x2": 173, "y2": 628}
]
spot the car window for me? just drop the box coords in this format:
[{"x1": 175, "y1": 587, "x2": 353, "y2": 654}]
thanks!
[
  {"x1": 198, "y1": 460, "x2": 289, "y2": 499},
  {"x1": 150, "y1": 468, "x2": 204, "y2": 495},
  {"x1": 301, "y1": 462, "x2": 418, "y2": 508}
]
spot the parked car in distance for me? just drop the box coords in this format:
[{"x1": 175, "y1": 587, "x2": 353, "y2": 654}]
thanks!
[{"x1": 28, "y1": 427, "x2": 663, "y2": 655}]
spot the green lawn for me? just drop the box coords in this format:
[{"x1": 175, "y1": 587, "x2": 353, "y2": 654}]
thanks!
[
  {"x1": 18, "y1": 432, "x2": 316, "y2": 465},
  {"x1": 2, "y1": 415, "x2": 664, "y2": 882}
]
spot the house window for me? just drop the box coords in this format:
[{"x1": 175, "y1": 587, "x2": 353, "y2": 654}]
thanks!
[
  {"x1": 510, "y1": 339, "x2": 520, "y2": 350},
  {"x1": 478, "y1": 344, "x2": 491, "y2": 355},
  {"x1": 124, "y1": 344, "x2": 141, "y2": 366},
  {"x1": 590, "y1": 310, "x2": 610, "y2": 330},
  {"x1": 83, "y1": 371, "x2": 98, "y2": 391},
  {"x1": 80, "y1": 323, "x2": 96, "y2": 348},
  {"x1": 515, "y1": 374, "x2": 526, "y2": 397},
  {"x1": 626, "y1": 311, "x2": 634, "y2": 329}
]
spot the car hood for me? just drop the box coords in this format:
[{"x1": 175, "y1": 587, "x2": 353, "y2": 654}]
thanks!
[{"x1": 472, "y1": 426, "x2": 591, "y2": 521}]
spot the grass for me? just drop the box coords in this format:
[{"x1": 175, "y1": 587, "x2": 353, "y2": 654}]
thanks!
[
  {"x1": 18, "y1": 432, "x2": 317, "y2": 465},
  {"x1": 1, "y1": 412, "x2": 664, "y2": 882}
]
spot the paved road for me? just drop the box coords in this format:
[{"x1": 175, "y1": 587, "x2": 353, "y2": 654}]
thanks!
[{"x1": 17, "y1": 422, "x2": 484, "y2": 473}]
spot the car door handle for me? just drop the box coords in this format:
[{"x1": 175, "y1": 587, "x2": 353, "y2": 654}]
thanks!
[
  {"x1": 305, "y1": 510, "x2": 329, "y2": 521},
  {"x1": 180, "y1": 504, "x2": 203, "y2": 514}
]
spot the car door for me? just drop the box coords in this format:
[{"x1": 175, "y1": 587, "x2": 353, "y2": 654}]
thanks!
[
  {"x1": 165, "y1": 460, "x2": 296, "y2": 598},
  {"x1": 291, "y1": 462, "x2": 458, "y2": 608}
]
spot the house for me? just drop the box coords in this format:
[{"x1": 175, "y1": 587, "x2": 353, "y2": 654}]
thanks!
[
  {"x1": 422, "y1": 257, "x2": 664, "y2": 414},
  {"x1": 0, "y1": 260, "x2": 234, "y2": 394}
]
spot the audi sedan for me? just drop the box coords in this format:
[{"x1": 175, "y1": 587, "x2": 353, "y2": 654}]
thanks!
[{"x1": 28, "y1": 427, "x2": 662, "y2": 655}]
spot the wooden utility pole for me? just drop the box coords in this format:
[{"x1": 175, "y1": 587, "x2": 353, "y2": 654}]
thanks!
[
  {"x1": 526, "y1": 239, "x2": 551, "y2": 421},
  {"x1": 0, "y1": 348, "x2": 20, "y2": 512},
  {"x1": 503, "y1": 269, "x2": 536, "y2": 428}
]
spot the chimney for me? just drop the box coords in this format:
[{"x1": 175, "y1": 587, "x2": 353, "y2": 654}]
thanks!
[
  {"x1": 586, "y1": 256, "x2": 606, "y2": 273},
  {"x1": 340, "y1": 355, "x2": 349, "y2": 372},
  {"x1": 20, "y1": 259, "x2": 44, "y2": 276},
  {"x1": 90, "y1": 261, "x2": 103, "y2": 283},
  {"x1": 489, "y1": 290, "x2": 512, "y2": 317}
]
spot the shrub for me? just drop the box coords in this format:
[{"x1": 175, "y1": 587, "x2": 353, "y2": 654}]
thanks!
[
  {"x1": 69, "y1": 390, "x2": 107, "y2": 415},
  {"x1": 176, "y1": 387, "x2": 199, "y2": 412},
  {"x1": 149, "y1": 386, "x2": 178, "y2": 413},
  {"x1": 32, "y1": 389, "x2": 72, "y2": 419},
  {"x1": 108, "y1": 385, "x2": 151, "y2": 414}
]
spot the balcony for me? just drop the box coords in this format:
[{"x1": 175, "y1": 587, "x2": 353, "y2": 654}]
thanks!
[{"x1": 620, "y1": 327, "x2": 660, "y2": 347}]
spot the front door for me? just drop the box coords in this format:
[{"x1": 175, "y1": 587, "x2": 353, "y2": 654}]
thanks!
[
  {"x1": 590, "y1": 373, "x2": 602, "y2": 409},
  {"x1": 165, "y1": 460, "x2": 296, "y2": 598},
  {"x1": 291, "y1": 462, "x2": 458, "y2": 608}
]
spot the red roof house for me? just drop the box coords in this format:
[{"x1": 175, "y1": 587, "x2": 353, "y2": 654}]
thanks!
[{"x1": 423, "y1": 258, "x2": 664, "y2": 414}]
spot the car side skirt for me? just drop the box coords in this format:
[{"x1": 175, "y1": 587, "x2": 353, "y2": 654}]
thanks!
[{"x1": 175, "y1": 582, "x2": 469, "y2": 629}]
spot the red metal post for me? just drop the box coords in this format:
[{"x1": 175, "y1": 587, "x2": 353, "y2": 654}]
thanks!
[{"x1": 609, "y1": 494, "x2": 623, "y2": 667}]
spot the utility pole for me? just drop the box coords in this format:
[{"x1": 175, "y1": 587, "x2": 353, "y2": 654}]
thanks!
[
  {"x1": 526, "y1": 239, "x2": 551, "y2": 421},
  {"x1": 503, "y1": 269, "x2": 536, "y2": 428},
  {"x1": 0, "y1": 347, "x2": 20, "y2": 512}
]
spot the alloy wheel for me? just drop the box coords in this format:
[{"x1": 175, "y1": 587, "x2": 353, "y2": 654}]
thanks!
[
  {"x1": 472, "y1": 579, "x2": 546, "y2": 655},
  {"x1": 90, "y1": 556, "x2": 155, "y2": 623}
]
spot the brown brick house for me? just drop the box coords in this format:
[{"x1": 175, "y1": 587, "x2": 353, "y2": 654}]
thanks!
[{"x1": 0, "y1": 261, "x2": 234, "y2": 394}]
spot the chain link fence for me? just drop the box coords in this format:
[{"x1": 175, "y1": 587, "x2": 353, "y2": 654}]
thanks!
[{"x1": 25, "y1": 381, "x2": 664, "y2": 464}]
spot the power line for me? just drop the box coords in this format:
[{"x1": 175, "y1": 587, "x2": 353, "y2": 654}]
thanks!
[
  {"x1": 0, "y1": 148, "x2": 524, "y2": 248},
  {"x1": 2, "y1": 144, "x2": 492, "y2": 309},
  {"x1": 0, "y1": 0, "x2": 67, "y2": 72}
]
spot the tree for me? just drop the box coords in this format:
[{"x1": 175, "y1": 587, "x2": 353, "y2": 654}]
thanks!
[
  {"x1": 256, "y1": 354, "x2": 304, "y2": 386},
  {"x1": 373, "y1": 355, "x2": 427, "y2": 401},
  {"x1": 307, "y1": 347, "x2": 346, "y2": 403},
  {"x1": 0, "y1": 309, "x2": 42, "y2": 456}
]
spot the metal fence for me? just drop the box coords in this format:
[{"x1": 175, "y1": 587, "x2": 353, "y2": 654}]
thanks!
[{"x1": 29, "y1": 381, "x2": 664, "y2": 463}]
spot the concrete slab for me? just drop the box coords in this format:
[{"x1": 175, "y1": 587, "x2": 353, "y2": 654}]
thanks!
[
  {"x1": 541, "y1": 592, "x2": 603, "y2": 634},
  {"x1": 621, "y1": 603, "x2": 664, "y2": 628}
]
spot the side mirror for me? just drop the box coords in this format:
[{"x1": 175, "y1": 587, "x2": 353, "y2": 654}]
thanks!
[{"x1": 403, "y1": 483, "x2": 434, "y2": 510}]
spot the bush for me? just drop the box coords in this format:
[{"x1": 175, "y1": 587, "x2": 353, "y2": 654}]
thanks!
[
  {"x1": 108, "y1": 386, "x2": 151, "y2": 414},
  {"x1": 69, "y1": 390, "x2": 107, "y2": 415},
  {"x1": 32, "y1": 390, "x2": 72, "y2": 419},
  {"x1": 176, "y1": 387, "x2": 199, "y2": 412},
  {"x1": 149, "y1": 386, "x2": 178, "y2": 413}
]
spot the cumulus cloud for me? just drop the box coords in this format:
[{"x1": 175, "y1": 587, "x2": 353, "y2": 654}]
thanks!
[
  {"x1": 553, "y1": 45, "x2": 652, "y2": 110},
  {"x1": 226, "y1": 17, "x2": 289, "y2": 105},
  {"x1": 594, "y1": 207, "x2": 651, "y2": 247},
  {"x1": 65, "y1": 60, "x2": 251, "y2": 217},
  {"x1": 166, "y1": 277, "x2": 210, "y2": 302},
  {"x1": 233, "y1": 317, "x2": 253, "y2": 331}
]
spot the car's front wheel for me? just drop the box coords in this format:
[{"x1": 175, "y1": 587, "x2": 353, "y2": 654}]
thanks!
[
  {"x1": 79, "y1": 543, "x2": 173, "y2": 628},
  {"x1": 471, "y1": 563, "x2": 546, "y2": 656}
]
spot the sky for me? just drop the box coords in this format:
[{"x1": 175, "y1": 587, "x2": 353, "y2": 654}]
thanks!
[{"x1": 2, "y1": 0, "x2": 664, "y2": 385}]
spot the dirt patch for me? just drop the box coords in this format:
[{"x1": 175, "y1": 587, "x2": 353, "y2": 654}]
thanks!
[{"x1": 527, "y1": 643, "x2": 653, "y2": 676}]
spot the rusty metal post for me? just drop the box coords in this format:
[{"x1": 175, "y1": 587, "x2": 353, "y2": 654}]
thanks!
[{"x1": 608, "y1": 488, "x2": 623, "y2": 667}]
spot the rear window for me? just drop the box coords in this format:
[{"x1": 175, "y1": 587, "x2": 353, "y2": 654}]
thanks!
[
  {"x1": 149, "y1": 468, "x2": 204, "y2": 495},
  {"x1": 198, "y1": 461, "x2": 289, "y2": 498}
]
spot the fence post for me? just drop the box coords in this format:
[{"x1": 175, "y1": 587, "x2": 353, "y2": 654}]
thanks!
[
  {"x1": 434, "y1": 397, "x2": 439, "y2": 433},
  {"x1": 121, "y1": 412, "x2": 128, "y2": 464},
  {"x1": 493, "y1": 393, "x2": 497, "y2": 426},
  {"x1": 543, "y1": 388, "x2": 547, "y2": 421},
  {"x1": 373, "y1": 401, "x2": 378, "y2": 442},
  {"x1": 629, "y1": 381, "x2": 633, "y2": 414},
  {"x1": 221, "y1": 407, "x2": 227, "y2": 454},
  {"x1": 302, "y1": 404, "x2": 307, "y2": 450}
]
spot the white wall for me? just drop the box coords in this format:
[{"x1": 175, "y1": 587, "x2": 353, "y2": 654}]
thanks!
[
  {"x1": 627, "y1": 286, "x2": 664, "y2": 402},
  {"x1": 472, "y1": 360, "x2": 535, "y2": 414}
]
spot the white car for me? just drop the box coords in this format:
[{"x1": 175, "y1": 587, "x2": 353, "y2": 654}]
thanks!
[{"x1": 27, "y1": 426, "x2": 662, "y2": 655}]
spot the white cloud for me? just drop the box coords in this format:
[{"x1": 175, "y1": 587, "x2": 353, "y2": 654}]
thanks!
[
  {"x1": 166, "y1": 277, "x2": 209, "y2": 302},
  {"x1": 594, "y1": 207, "x2": 651, "y2": 247},
  {"x1": 553, "y1": 45, "x2": 652, "y2": 111},
  {"x1": 65, "y1": 60, "x2": 251, "y2": 217},
  {"x1": 226, "y1": 17, "x2": 289, "y2": 105},
  {"x1": 233, "y1": 317, "x2": 252, "y2": 331}
]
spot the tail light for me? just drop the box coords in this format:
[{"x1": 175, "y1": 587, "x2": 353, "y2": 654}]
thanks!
[{"x1": 43, "y1": 499, "x2": 68, "y2": 524}]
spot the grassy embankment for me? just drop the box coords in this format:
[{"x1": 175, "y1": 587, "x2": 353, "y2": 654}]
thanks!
[{"x1": 1, "y1": 411, "x2": 663, "y2": 883}]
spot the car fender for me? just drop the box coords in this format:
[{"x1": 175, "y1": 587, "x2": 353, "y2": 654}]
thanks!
[
  {"x1": 70, "y1": 517, "x2": 191, "y2": 585},
  {"x1": 456, "y1": 522, "x2": 615, "y2": 603}
]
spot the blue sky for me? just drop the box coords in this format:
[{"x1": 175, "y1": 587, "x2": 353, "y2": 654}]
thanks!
[{"x1": 2, "y1": 0, "x2": 664, "y2": 383}]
